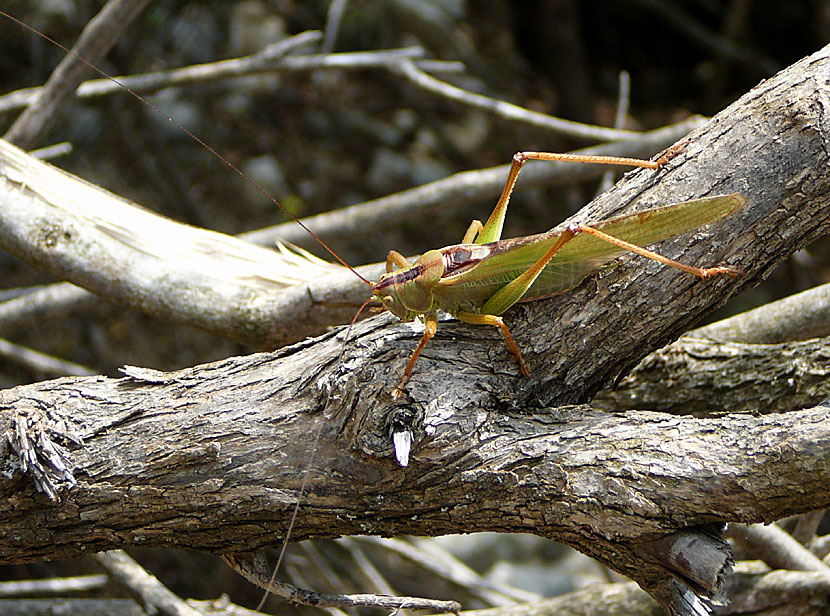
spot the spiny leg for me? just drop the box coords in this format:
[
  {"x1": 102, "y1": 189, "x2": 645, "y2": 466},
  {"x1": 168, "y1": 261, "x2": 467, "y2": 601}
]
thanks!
[
  {"x1": 392, "y1": 311, "x2": 438, "y2": 400},
  {"x1": 476, "y1": 150, "x2": 671, "y2": 245},
  {"x1": 576, "y1": 224, "x2": 743, "y2": 278},
  {"x1": 456, "y1": 311, "x2": 530, "y2": 376}
]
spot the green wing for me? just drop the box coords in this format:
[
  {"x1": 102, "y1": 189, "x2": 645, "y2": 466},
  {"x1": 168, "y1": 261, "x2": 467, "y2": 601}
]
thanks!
[{"x1": 436, "y1": 193, "x2": 745, "y2": 308}]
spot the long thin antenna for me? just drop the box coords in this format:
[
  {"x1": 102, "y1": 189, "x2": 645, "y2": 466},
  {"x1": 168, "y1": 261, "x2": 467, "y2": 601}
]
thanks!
[{"x1": 0, "y1": 9, "x2": 372, "y2": 286}]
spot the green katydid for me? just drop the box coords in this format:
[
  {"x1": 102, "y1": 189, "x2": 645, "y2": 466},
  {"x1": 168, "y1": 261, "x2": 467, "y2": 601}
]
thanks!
[
  {"x1": 1, "y1": 9, "x2": 749, "y2": 613},
  {"x1": 368, "y1": 151, "x2": 744, "y2": 398},
  {"x1": 0, "y1": 10, "x2": 745, "y2": 400}
]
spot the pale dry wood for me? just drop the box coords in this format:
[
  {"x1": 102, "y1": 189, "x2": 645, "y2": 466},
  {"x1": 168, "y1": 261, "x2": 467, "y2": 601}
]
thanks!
[{"x1": 694, "y1": 282, "x2": 830, "y2": 343}]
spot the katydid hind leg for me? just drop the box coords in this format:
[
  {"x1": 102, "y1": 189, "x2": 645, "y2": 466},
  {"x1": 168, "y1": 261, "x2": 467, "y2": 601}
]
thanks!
[
  {"x1": 576, "y1": 224, "x2": 743, "y2": 278},
  {"x1": 476, "y1": 150, "x2": 667, "y2": 245}
]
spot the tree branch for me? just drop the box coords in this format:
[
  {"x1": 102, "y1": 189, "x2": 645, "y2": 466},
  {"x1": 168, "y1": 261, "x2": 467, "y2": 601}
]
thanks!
[
  {"x1": 1, "y1": 361, "x2": 829, "y2": 606},
  {"x1": 3, "y1": 0, "x2": 152, "y2": 149},
  {"x1": 1, "y1": 24, "x2": 830, "y2": 616}
]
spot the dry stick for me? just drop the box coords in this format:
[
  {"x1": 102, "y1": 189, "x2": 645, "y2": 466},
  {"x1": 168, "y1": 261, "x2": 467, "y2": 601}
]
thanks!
[
  {"x1": 790, "y1": 511, "x2": 827, "y2": 545},
  {"x1": 0, "y1": 599, "x2": 145, "y2": 616},
  {"x1": 0, "y1": 42, "x2": 464, "y2": 114},
  {"x1": 598, "y1": 70, "x2": 632, "y2": 193},
  {"x1": 221, "y1": 552, "x2": 460, "y2": 612},
  {"x1": 726, "y1": 524, "x2": 830, "y2": 573},
  {"x1": 3, "y1": 0, "x2": 152, "y2": 149},
  {"x1": 394, "y1": 57, "x2": 641, "y2": 142},
  {"x1": 322, "y1": 0, "x2": 350, "y2": 54},
  {"x1": 355, "y1": 536, "x2": 540, "y2": 604},
  {"x1": 0, "y1": 574, "x2": 108, "y2": 597},
  {"x1": 0, "y1": 284, "x2": 100, "y2": 336},
  {"x1": 29, "y1": 142, "x2": 73, "y2": 160},
  {"x1": 92, "y1": 550, "x2": 203, "y2": 616},
  {"x1": 0, "y1": 338, "x2": 95, "y2": 377},
  {"x1": 692, "y1": 282, "x2": 830, "y2": 343}
]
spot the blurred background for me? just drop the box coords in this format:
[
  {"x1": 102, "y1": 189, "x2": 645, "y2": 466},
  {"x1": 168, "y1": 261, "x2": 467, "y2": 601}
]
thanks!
[{"x1": 0, "y1": 1, "x2": 828, "y2": 613}]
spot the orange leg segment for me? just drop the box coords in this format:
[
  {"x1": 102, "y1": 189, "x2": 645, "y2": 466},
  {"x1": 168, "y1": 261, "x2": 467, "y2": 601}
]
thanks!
[
  {"x1": 456, "y1": 311, "x2": 530, "y2": 377},
  {"x1": 577, "y1": 224, "x2": 743, "y2": 278},
  {"x1": 392, "y1": 312, "x2": 439, "y2": 400}
]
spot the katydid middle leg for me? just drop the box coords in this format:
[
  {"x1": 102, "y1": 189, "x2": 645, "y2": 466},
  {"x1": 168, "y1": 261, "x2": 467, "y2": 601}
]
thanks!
[
  {"x1": 455, "y1": 311, "x2": 530, "y2": 376},
  {"x1": 386, "y1": 250, "x2": 413, "y2": 272}
]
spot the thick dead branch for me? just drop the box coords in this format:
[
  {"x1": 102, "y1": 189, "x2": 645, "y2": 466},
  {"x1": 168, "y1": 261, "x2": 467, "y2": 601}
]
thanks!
[
  {"x1": 0, "y1": 26, "x2": 828, "y2": 616},
  {"x1": 592, "y1": 334, "x2": 830, "y2": 414},
  {"x1": 1, "y1": 353, "x2": 829, "y2": 607}
]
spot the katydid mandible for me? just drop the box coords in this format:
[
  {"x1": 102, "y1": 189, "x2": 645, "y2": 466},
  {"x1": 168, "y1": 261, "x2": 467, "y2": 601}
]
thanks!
[{"x1": 369, "y1": 151, "x2": 745, "y2": 398}]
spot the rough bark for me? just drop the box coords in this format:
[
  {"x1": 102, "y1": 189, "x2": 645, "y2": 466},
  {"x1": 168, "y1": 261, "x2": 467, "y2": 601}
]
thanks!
[
  {"x1": 1, "y1": 360, "x2": 829, "y2": 603},
  {"x1": 0, "y1": 29, "x2": 829, "y2": 616},
  {"x1": 593, "y1": 334, "x2": 830, "y2": 414}
]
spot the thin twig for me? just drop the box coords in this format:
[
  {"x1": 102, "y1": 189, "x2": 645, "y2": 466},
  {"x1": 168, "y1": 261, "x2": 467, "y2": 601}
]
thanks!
[
  {"x1": 726, "y1": 524, "x2": 830, "y2": 572},
  {"x1": 0, "y1": 283, "x2": 99, "y2": 336},
  {"x1": 598, "y1": 70, "x2": 631, "y2": 193},
  {"x1": 93, "y1": 550, "x2": 203, "y2": 616},
  {"x1": 0, "y1": 338, "x2": 95, "y2": 377},
  {"x1": 322, "y1": 0, "x2": 349, "y2": 53},
  {"x1": 222, "y1": 552, "x2": 461, "y2": 612},
  {"x1": 791, "y1": 511, "x2": 826, "y2": 545},
  {"x1": 29, "y1": 142, "x2": 72, "y2": 160},
  {"x1": 394, "y1": 57, "x2": 642, "y2": 142},
  {"x1": 0, "y1": 574, "x2": 108, "y2": 597},
  {"x1": 354, "y1": 536, "x2": 539, "y2": 604},
  {"x1": 0, "y1": 41, "x2": 465, "y2": 114},
  {"x1": 337, "y1": 538, "x2": 397, "y2": 596},
  {"x1": 3, "y1": 0, "x2": 152, "y2": 148}
]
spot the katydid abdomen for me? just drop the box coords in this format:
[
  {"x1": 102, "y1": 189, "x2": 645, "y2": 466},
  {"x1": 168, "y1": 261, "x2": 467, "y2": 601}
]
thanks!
[{"x1": 434, "y1": 193, "x2": 746, "y2": 312}]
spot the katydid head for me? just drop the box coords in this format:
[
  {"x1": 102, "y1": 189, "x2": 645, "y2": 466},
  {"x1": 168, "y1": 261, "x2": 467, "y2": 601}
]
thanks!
[
  {"x1": 372, "y1": 274, "x2": 416, "y2": 320},
  {"x1": 372, "y1": 250, "x2": 445, "y2": 320}
]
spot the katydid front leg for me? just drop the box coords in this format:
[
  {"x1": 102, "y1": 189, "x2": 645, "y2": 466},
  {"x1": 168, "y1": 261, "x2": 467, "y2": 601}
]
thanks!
[{"x1": 392, "y1": 311, "x2": 438, "y2": 400}]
